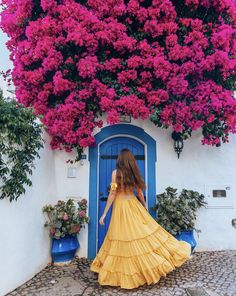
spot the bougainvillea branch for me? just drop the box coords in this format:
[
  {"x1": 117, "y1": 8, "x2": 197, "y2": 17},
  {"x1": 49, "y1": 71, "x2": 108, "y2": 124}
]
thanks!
[{"x1": 1, "y1": 0, "x2": 236, "y2": 157}]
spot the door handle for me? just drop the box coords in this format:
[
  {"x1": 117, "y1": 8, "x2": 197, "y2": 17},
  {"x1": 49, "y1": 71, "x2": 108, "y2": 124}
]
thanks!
[{"x1": 100, "y1": 197, "x2": 108, "y2": 201}]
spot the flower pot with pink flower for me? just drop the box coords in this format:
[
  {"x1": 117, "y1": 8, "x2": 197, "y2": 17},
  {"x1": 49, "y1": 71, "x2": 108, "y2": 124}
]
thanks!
[{"x1": 43, "y1": 198, "x2": 89, "y2": 265}]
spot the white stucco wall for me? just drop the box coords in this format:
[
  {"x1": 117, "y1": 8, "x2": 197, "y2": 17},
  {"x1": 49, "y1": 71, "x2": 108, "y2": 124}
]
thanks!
[{"x1": 0, "y1": 132, "x2": 58, "y2": 296}]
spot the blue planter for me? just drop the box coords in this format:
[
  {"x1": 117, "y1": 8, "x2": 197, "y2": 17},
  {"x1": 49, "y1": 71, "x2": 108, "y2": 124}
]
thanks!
[
  {"x1": 51, "y1": 234, "x2": 80, "y2": 264},
  {"x1": 175, "y1": 229, "x2": 197, "y2": 253}
]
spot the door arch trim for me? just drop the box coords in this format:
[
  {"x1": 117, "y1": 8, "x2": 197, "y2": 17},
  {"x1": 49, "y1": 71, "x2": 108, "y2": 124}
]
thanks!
[{"x1": 88, "y1": 124, "x2": 157, "y2": 259}]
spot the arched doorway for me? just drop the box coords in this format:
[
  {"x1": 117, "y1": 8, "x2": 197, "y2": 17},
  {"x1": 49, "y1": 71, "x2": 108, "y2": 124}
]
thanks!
[{"x1": 88, "y1": 124, "x2": 156, "y2": 259}]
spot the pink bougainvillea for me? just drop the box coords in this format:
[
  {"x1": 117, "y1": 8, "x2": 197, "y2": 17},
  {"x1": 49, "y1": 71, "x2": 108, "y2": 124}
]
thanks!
[{"x1": 1, "y1": 0, "x2": 236, "y2": 156}]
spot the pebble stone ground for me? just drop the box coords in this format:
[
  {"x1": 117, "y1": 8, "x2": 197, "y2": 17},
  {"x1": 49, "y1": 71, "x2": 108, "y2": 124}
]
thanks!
[{"x1": 6, "y1": 251, "x2": 236, "y2": 296}]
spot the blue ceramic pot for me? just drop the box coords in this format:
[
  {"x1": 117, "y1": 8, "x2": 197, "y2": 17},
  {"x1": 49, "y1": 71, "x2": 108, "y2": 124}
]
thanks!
[
  {"x1": 51, "y1": 234, "x2": 80, "y2": 263},
  {"x1": 175, "y1": 229, "x2": 197, "y2": 252}
]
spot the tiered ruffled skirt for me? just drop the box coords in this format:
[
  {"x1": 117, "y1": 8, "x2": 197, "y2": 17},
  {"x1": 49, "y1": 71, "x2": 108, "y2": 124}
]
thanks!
[{"x1": 90, "y1": 195, "x2": 191, "y2": 289}]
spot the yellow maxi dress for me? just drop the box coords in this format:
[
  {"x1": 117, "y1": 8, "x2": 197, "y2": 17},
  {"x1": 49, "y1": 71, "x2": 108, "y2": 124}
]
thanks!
[{"x1": 90, "y1": 193, "x2": 191, "y2": 289}]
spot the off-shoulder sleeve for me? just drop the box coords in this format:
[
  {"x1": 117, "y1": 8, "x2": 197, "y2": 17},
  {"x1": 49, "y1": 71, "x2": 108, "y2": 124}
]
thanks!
[{"x1": 110, "y1": 182, "x2": 118, "y2": 191}]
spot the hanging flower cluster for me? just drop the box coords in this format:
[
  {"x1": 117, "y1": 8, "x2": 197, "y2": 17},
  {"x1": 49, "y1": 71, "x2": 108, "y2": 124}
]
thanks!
[{"x1": 1, "y1": 0, "x2": 236, "y2": 155}]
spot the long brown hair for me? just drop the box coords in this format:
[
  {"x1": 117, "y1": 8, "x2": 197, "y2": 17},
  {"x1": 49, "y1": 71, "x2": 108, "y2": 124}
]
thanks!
[{"x1": 116, "y1": 148, "x2": 146, "y2": 192}]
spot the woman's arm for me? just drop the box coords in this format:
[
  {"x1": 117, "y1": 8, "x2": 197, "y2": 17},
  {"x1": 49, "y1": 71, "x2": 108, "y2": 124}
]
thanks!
[
  {"x1": 99, "y1": 170, "x2": 117, "y2": 225},
  {"x1": 137, "y1": 188, "x2": 148, "y2": 211}
]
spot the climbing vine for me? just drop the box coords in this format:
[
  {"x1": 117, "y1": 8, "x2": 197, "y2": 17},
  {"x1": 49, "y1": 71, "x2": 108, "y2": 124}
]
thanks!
[
  {"x1": 1, "y1": 0, "x2": 236, "y2": 158},
  {"x1": 0, "y1": 89, "x2": 43, "y2": 201}
]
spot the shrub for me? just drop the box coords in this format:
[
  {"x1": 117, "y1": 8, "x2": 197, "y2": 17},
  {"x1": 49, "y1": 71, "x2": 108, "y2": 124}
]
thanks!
[
  {"x1": 43, "y1": 198, "x2": 90, "y2": 239},
  {"x1": 152, "y1": 187, "x2": 207, "y2": 235},
  {"x1": 0, "y1": 89, "x2": 43, "y2": 201}
]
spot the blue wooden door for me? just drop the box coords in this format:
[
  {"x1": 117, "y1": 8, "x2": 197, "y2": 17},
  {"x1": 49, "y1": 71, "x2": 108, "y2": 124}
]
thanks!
[{"x1": 98, "y1": 136, "x2": 146, "y2": 250}]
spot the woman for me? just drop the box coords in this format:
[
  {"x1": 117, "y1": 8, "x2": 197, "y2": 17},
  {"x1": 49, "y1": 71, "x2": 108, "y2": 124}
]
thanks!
[{"x1": 90, "y1": 148, "x2": 191, "y2": 289}]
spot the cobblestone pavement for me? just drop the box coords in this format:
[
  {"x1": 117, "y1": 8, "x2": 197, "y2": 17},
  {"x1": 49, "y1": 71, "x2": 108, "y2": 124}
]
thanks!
[{"x1": 6, "y1": 251, "x2": 236, "y2": 296}]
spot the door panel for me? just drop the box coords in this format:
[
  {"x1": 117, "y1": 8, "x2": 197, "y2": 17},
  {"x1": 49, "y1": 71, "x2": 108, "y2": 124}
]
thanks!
[{"x1": 98, "y1": 137, "x2": 145, "y2": 250}]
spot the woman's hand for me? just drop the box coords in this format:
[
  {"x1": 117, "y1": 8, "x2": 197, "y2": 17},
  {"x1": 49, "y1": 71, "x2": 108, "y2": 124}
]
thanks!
[{"x1": 99, "y1": 213, "x2": 106, "y2": 225}]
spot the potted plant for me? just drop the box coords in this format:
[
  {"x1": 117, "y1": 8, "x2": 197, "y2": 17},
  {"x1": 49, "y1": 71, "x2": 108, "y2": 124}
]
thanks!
[
  {"x1": 152, "y1": 187, "x2": 207, "y2": 252},
  {"x1": 43, "y1": 198, "x2": 89, "y2": 264}
]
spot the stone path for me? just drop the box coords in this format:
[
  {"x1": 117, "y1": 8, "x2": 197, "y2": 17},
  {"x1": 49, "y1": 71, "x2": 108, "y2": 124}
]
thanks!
[{"x1": 6, "y1": 251, "x2": 236, "y2": 296}]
